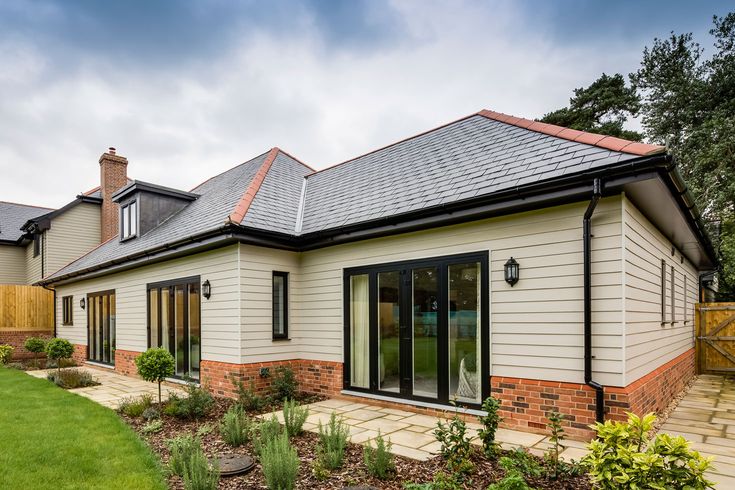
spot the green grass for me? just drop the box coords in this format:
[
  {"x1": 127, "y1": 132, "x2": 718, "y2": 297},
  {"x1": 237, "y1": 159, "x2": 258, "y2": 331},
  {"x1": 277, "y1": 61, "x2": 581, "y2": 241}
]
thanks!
[{"x1": 0, "y1": 367, "x2": 167, "y2": 490}]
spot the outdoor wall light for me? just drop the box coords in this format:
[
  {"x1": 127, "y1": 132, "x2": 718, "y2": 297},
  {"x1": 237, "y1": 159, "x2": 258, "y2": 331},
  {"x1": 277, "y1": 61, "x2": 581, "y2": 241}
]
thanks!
[
  {"x1": 202, "y1": 280, "x2": 211, "y2": 299},
  {"x1": 504, "y1": 257, "x2": 519, "y2": 287},
  {"x1": 80, "y1": 298, "x2": 86, "y2": 310}
]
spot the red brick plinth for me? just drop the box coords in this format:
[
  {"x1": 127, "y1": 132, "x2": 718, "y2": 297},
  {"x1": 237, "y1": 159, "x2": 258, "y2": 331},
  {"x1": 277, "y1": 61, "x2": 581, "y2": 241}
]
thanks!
[{"x1": 0, "y1": 330, "x2": 53, "y2": 360}]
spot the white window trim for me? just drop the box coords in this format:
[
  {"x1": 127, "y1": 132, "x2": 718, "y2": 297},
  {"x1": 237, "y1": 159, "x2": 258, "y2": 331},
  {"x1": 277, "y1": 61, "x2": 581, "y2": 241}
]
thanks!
[{"x1": 120, "y1": 201, "x2": 138, "y2": 241}]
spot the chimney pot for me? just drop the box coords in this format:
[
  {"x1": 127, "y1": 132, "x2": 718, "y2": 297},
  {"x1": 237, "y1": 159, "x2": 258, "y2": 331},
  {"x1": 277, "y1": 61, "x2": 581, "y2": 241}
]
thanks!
[{"x1": 109, "y1": 147, "x2": 116, "y2": 155}]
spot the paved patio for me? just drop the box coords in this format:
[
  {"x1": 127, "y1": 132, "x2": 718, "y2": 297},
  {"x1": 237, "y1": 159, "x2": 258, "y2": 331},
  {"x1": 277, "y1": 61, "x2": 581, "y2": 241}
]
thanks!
[
  {"x1": 26, "y1": 367, "x2": 185, "y2": 408},
  {"x1": 659, "y1": 374, "x2": 735, "y2": 487},
  {"x1": 265, "y1": 398, "x2": 590, "y2": 461}
]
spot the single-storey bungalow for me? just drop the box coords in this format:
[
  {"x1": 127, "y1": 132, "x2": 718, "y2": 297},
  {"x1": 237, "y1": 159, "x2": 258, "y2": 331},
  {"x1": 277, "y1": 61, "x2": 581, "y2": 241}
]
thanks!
[{"x1": 41, "y1": 110, "x2": 716, "y2": 438}]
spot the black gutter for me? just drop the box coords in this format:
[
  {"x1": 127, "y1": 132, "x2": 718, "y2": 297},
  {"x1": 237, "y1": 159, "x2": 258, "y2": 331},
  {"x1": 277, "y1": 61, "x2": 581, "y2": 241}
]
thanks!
[{"x1": 583, "y1": 178, "x2": 605, "y2": 423}]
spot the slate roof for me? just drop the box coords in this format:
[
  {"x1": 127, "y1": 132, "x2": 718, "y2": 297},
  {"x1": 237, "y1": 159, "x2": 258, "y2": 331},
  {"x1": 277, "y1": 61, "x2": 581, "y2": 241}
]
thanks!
[
  {"x1": 0, "y1": 201, "x2": 54, "y2": 243},
  {"x1": 45, "y1": 109, "x2": 667, "y2": 282}
]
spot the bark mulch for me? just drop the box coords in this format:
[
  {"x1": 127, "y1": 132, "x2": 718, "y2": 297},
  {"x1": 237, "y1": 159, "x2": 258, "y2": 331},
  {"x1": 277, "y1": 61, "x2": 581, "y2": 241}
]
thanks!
[{"x1": 122, "y1": 394, "x2": 591, "y2": 489}]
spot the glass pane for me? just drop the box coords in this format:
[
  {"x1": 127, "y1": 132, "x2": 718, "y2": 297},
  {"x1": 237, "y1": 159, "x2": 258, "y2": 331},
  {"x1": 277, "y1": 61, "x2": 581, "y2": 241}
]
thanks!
[
  {"x1": 273, "y1": 275, "x2": 285, "y2": 336},
  {"x1": 149, "y1": 289, "x2": 159, "y2": 347},
  {"x1": 448, "y1": 262, "x2": 481, "y2": 404},
  {"x1": 175, "y1": 285, "x2": 186, "y2": 377},
  {"x1": 378, "y1": 271, "x2": 400, "y2": 393},
  {"x1": 123, "y1": 206, "x2": 130, "y2": 237},
  {"x1": 102, "y1": 295, "x2": 109, "y2": 363},
  {"x1": 161, "y1": 287, "x2": 171, "y2": 353},
  {"x1": 96, "y1": 297, "x2": 103, "y2": 361},
  {"x1": 350, "y1": 274, "x2": 370, "y2": 388},
  {"x1": 109, "y1": 293, "x2": 116, "y2": 366},
  {"x1": 413, "y1": 267, "x2": 438, "y2": 398},
  {"x1": 130, "y1": 202, "x2": 137, "y2": 236},
  {"x1": 88, "y1": 297, "x2": 95, "y2": 360},
  {"x1": 189, "y1": 283, "x2": 201, "y2": 379}
]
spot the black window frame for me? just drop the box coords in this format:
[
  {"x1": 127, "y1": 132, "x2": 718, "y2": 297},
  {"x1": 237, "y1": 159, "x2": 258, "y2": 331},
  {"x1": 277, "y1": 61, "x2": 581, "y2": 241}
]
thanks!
[
  {"x1": 670, "y1": 265, "x2": 676, "y2": 324},
  {"x1": 120, "y1": 200, "x2": 138, "y2": 241},
  {"x1": 272, "y1": 271, "x2": 289, "y2": 340},
  {"x1": 62, "y1": 295, "x2": 73, "y2": 326},
  {"x1": 684, "y1": 274, "x2": 689, "y2": 324},
  {"x1": 660, "y1": 259, "x2": 667, "y2": 325}
]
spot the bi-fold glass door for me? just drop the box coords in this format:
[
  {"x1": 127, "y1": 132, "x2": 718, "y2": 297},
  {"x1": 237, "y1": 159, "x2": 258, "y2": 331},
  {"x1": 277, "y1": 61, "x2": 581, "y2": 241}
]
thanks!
[
  {"x1": 147, "y1": 277, "x2": 201, "y2": 379},
  {"x1": 345, "y1": 252, "x2": 488, "y2": 406},
  {"x1": 87, "y1": 290, "x2": 116, "y2": 365}
]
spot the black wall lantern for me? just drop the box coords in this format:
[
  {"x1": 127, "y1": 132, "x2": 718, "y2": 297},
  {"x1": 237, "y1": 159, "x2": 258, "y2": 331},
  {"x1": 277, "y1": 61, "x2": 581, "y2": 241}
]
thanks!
[
  {"x1": 504, "y1": 257, "x2": 519, "y2": 287},
  {"x1": 80, "y1": 298, "x2": 86, "y2": 310},
  {"x1": 202, "y1": 280, "x2": 211, "y2": 299}
]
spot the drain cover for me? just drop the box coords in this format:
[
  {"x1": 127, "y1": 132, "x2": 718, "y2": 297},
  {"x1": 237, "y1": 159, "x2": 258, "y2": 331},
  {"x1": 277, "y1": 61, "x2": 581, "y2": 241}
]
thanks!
[{"x1": 210, "y1": 453, "x2": 255, "y2": 476}]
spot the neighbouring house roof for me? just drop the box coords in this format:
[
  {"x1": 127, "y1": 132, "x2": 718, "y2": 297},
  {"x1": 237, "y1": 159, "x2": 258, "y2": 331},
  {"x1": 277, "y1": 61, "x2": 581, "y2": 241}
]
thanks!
[
  {"x1": 0, "y1": 201, "x2": 55, "y2": 244},
  {"x1": 42, "y1": 109, "x2": 714, "y2": 284}
]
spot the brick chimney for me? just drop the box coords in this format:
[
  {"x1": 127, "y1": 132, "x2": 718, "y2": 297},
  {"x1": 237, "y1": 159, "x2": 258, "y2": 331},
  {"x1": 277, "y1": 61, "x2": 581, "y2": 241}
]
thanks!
[{"x1": 99, "y1": 147, "x2": 128, "y2": 241}]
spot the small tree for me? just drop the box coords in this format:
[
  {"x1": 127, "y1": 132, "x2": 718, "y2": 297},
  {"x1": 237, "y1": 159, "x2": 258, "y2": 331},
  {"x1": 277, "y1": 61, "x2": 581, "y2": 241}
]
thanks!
[
  {"x1": 135, "y1": 347, "x2": 175, "y2": 405},
  {"x1": 45, "y1": 338, "x2": 74, "y2": 376},
  {"x1": 24, "y1": 337, "x2": 46, "y2": 368}
]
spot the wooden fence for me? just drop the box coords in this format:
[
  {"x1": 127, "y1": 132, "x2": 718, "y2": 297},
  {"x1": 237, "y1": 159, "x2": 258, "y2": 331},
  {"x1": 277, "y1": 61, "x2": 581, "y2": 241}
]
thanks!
[
  {"x1": 695, "y1": 302, "x2": 735, "y2": 374},
  {"x1": 0, "y1": 285, "x2": 54, "y2": 332}
]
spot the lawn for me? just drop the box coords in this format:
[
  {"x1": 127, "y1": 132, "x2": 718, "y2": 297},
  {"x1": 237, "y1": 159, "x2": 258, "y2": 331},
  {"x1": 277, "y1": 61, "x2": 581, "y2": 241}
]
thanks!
[{"x1": 0, "y1": 367, "x2": 167, "y2": 490}]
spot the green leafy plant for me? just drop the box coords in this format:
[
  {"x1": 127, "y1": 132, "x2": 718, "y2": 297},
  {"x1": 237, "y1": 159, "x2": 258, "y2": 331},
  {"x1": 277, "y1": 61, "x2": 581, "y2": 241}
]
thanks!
[
  {"x1": 434, "y1": 414, "x2": 472, "y2": 466},
  {"x1": 486, "y1": 471, "x2": 531, "y2": 490},
  {"x1": 45, "y1": 338, "x2": 73, "y2": 375},
  {"x1": 141, "y1": 419, "x2": 163, "y2": 434},
  {"x1": 583, "y1": 412, "x2": 715, "y2": 489},
  {"x1": 134, "y1": 347, "x2": 175, "y2": 405},
  {"x1": 46, "y1": 368, "x2": 98, "y2": 389},
  {"x1": 197, "y1": 423, "x2": 214, "y2": 437},
  {"x1": 234, "y1": 378, "x2": 267, "y2": 412},
  {"x1": 118, "y1": 393, "x2": 154, "y2": 418},
  {"x1": 182, "y1": 447, "x2": 219, "y2": 490},
  {"x1": 142, "y1": 406, "x2": 160, "y2": 421},
  {"x1": 282, "y1": 399, "x2": 309, "y2": 437},
  {"x1": 477, "y1": 396, "x2": 503, "y2": 457},
  {"x1": 167, "y1": 434, "x2": 201, "y2": 477},
  {"x1": 164, "y1": 381, "x2": 214, "y2": 419},
  {"x1": 499, "y1": 448, "x2": 542, "y2": 478},
  {"x1": 271, "y1": 365, "x2": 298, "y2": 402},
  {"x1": 363, "y1": 430, "x2": 395, "y2": 479},
  {"x1": 220, "y1": 405, "x2": 252, "y2": 447},
  {"x1": 254, "y1": 413, "x2": 283, "y2": 455},
  {"x1": 544, "y1": 410, "x2": 568, "y2": 479},
  {"x1": 311, "y1": 457, "x2": 330, "y2": 481},
  {"x1": 260, "y1": 432, "x2": 299, "y2": 490},
  {"x1": 23, "y1": 337, "x2": 46, "y2": 367},
  {"x1": 0, "y1": 345, "x2": 15, "y2": 365},
  {"x1": 317, "y1": 412, "x2": 350, "y2": 470}
]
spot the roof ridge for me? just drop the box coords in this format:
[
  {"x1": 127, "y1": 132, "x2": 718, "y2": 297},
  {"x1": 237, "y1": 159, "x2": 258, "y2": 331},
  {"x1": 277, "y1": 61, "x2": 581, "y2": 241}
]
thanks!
[
  {"x1": 228, "y1": 147, "x2": 281, "y2": 224},
  {"x1": 477, "y1": 109, "x2": 665, "y2": 156},
  {"x1": 189, "y1": 150, "x2": 272, "y2": 193},
  {"x1": 276, "y1": 148, "x2": 316, "y2": 172},
  {"x1": 0, "y1": 200, "x2": 55, "y2": 210}
]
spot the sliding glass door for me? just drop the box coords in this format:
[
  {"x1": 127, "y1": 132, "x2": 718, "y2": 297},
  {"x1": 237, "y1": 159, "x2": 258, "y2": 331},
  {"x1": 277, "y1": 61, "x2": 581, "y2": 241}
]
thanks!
[
  {"x1": 87, "y1": 290, "x2": 116, "y2": 365},
  {"x1": 147, "y1": 277, "x2": 201, "y2": 379},
  {"x1": 344, "y1": 252, "x2": 488, "y2": 406}
]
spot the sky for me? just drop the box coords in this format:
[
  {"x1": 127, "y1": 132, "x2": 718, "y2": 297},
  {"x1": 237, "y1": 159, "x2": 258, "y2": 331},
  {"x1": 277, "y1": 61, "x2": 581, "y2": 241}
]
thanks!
[{"x1": 0, "y1": 0, "x2": 731, "y2": 208}]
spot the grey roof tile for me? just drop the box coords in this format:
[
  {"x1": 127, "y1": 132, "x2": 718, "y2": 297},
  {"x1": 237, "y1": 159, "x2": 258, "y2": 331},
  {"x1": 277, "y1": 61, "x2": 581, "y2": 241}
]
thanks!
[{"x1": 0, "y1": 201, "x2": 54, "y2": 243}]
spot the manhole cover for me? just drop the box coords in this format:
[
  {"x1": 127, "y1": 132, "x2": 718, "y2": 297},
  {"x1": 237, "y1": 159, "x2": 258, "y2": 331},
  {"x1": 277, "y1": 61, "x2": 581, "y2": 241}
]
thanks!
[{"x1": 210, "y1": 453, "x2": 255, "y2": 476}]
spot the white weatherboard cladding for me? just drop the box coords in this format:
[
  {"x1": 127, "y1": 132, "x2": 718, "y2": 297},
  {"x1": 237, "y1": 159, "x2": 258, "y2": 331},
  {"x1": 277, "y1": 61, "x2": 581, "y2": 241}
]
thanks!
[
  {"x1": 622, "y1": 195, "x2": 698, "y2": 385},
  {"x1": 55, "y1": 245, "x2": 240, "y2": 364},
  {"x1": 44, "y1": 202, "x2": 101, "y2": 277}
]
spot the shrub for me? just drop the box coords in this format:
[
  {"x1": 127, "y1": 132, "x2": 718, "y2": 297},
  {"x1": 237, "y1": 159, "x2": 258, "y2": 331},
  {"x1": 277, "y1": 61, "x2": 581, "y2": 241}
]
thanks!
[
  {"x1": 196, "y1": 423, "x2": 214, "y2": 437},
  {"x1": 316, "y1": 412, "x2": 350, "y2": 470},
  {"x1": 182, "y1": 448, "x2": 219, "y2": 490},
  {"x1": 46, "y1": 368, "x2": 98, "y2": 389},
  {"x1": 6, "y1": 362, "x2": 25, "y2": 370},
  {"x1": 118, "y1": 394, "x2": 154, "y2": 418},
  {"x1": 434, "y1": 414, "x2": 472, "y2": 465},
  {"x1": 363, "y1": 430, "x2": 395, "y2": 479},
  {"x1": 167, "y1": 434, "x2": 200, "y2": 477},
  {"x1": 499, "y1": 448, "x2": 542, "y2": 478},
  {"x1": 135, "y1": 347, "x2": 175, "y2": 404},
  {"x1": 271, "y1": 365, "x2": 298, "y2": 401},
  {"x1": 142, "y1": 406, "x2": 160, "y2": 421},
  {"x1": 142, "y1": 419, "x2": 163, "y2": 434},
  {"x1": 260, "y1": 432, "x2": 299, "y2": 490},
  {"x1": 254, "y1": 414, "x2": 282, "y2": 455},
  {"x1": 220, "y1": 405, "x2": 252, "y2": 447},
  {"x1": 477, "y1": 396, "x2": 502, "y2": 457},
  {"x1": 282, "y1": 399, "x2": 309, "y2": 437},
  {"x1": 24, "y1": 337, "x2": 46, "y2": 367},
  {"x1": 0, "y1": 345, "x2": 15, "y2": 365},
  {"x1": 234, "y1": 378, "x2": 267, "y2": 412},
  {"x1": 45, "y1": 338, "x2": 74, "y2": 375},
  {"x1": 544, "y1": 410, "x2": 568, "y2": 479},
  {"x1": 486, "y1": 472, "x2": 531, "y2": 490},
  {"x1": 164, "y1": 382, "x2": 214, "y2": 419},
  {"x1": 583, "y1": 412, "x2": 715, "y2": 489}
]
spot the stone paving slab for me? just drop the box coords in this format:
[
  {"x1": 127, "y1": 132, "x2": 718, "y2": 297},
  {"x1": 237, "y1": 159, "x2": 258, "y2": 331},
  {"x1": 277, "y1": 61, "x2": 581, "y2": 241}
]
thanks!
[{"x1": 264, "y1": 398, "x2": 589, "y2": 462}]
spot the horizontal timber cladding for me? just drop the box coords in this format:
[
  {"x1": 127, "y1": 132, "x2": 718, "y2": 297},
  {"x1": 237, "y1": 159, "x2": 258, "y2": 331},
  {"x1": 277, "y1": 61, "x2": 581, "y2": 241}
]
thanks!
[
  {"x1": 622, "y1": 195, "x2": 699, "y2": 385},
  {"x1": 44, "y1": 202, "x2": 101, "y2": 278},
  {"x1": 55, "y1": 245, "x2": 241, "y2": 364},
  {"x1": 293, "y1": 197, "x2": 626, "y2": 386}
]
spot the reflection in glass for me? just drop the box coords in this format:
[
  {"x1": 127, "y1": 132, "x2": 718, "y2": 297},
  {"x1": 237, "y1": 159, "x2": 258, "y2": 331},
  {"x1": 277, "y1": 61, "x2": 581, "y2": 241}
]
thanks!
[
  {"x1": 175, "y1": 285, "x2": 186, "y2": 377},
  {"x1": 413, "y1": 267, "x2": 438, "y2": 398},
  {"x1": 448, "y1": 262, "x2": 481, "y2": 403},
  {"x1": 378, "y1": 271, "x2": 400, "y2": 393},
  {"x1": 350, "y1": 274, "x2": 370, "y2": 388},
  {"x1": 189, "y1": 283, "x2": 201, "y2": 379}
]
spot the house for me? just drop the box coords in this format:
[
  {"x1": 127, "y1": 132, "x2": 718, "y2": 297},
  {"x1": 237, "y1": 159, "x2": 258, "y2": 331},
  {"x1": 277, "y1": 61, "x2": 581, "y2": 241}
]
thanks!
[{"x1": 39, "y1": 110, "x2": 715, "y2": 438}]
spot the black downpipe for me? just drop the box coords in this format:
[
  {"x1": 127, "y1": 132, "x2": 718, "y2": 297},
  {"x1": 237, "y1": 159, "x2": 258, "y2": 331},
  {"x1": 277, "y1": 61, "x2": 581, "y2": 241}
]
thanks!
[{"x1": 584, "y1": 178, "x2": 605, "y2": 423}]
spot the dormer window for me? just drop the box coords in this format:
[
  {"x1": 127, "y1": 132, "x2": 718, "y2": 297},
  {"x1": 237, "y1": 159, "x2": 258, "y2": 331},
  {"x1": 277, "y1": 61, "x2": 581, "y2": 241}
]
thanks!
[{"x1": 121, "y1": 201, "x2": 137, "y2": 240}]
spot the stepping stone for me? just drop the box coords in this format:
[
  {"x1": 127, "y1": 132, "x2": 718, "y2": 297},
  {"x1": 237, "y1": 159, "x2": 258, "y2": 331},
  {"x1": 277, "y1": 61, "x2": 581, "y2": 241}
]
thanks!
[
  {"x1": 357, "y1": 418, "x2": 409, "y2": 433},
  {"x1": 386, "y1": 430, "x2": 435, "y2": 448},
  {"x1": 390, "y1": 444, "x2": 432, "y2": 461}
]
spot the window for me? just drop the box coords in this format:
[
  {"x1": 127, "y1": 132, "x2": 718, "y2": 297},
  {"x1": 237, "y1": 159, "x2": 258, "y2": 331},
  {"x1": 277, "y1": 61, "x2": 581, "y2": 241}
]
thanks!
[
  {"x1": 62, "y1": 296, "x2": 73, "y2": 325},
  {"x1": 121, "y1": 201, "x2": 137, "y2": 240},
  {"x1": 660, "y1": 259, "x2": 667, "y2": 324},
  {"x1": 272, "y1": 271, "x2": 288, "y2": 339},
  {"x1": 33, "y1": 234, "x2": 41, "y2": 257},
  {"x1": 670, "y1": 265, "x2": 676, "y2": 324}
]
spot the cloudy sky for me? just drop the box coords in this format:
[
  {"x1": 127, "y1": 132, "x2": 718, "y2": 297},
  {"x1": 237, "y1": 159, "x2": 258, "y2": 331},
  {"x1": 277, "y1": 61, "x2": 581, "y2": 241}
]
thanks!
[{"x1": 0, "y1": 0, "x2": 731, "y2": 208}]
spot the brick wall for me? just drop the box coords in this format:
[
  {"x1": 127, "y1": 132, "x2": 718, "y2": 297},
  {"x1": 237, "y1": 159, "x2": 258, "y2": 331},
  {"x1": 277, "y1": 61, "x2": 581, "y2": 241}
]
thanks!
[
  {"x1": 99, "y1": 149, "x2": 128, "y2": 242},
  {"x1": 491, "y1": 348, "x2": 696, "y2": 440},
  {"x1": 114, "y1": 349, "x2": 140, "y2": 377},
  {"x1": 72, "y1": 343, "x2": 88, "y2": 365},
  {"x1": 0, "y1": 330, "x2": 52, "y2": 360}
]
